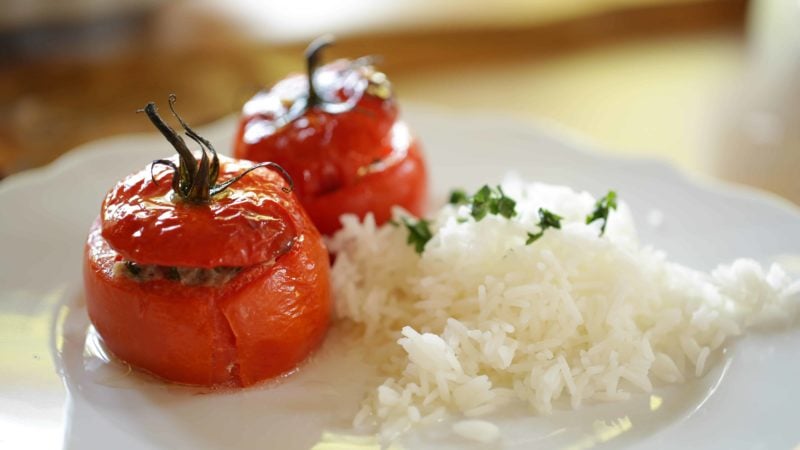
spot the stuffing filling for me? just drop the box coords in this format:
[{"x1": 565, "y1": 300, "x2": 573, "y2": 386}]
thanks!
[{"x1": 113, "y1": 260, "x2": 241, "y2": 286}]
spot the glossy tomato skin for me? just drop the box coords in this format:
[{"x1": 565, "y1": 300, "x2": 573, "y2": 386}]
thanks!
[
  {"x1": 302, "y1": 139, "x2": 427, "y2": 235},
  {"x1": 101, "y1": 157, "x2": 297, "y2": 268},
  {"x1": 234, "y1": 62, "x2": 428, "y2": 235},
  {"x1": 84, "y1": 157, "x2": 331, "y2": 386},
  {"x1": 218, "y1": 230, "x2": 330, "y2": 385}
]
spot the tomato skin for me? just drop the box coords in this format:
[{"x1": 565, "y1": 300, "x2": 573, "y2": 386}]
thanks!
[
  {"x1": 101, "y1": 157, "x2": 297, "y2": 268},
  {"x1": 84, "y1": 222, "x2": 237, "y2": 385},
  {"x1": 84, "y1": 156, "x2": 331, "y2": 387},
  {"x1": 234, "y1": 61, "x2": 428, "y2": 235},
  {"x1": 84, "y1": 215, "x2": 330, "y2": 386},
  {"x1": 220, "y1": 230, "x2": 330, "y2": 385},
  {"x1": 303, "y1": 140, "x2": 427, "y2": 235}
]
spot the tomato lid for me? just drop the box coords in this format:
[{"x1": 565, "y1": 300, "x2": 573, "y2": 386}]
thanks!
[{"x1": 101, "y1": 156, "x2": 299, "y2": 268}]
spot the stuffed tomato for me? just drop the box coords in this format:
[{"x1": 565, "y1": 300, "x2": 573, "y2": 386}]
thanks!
[
  {"x1": 234, "y1": 36, "x2": 428, "y2": 235},
  {"x1": 83, "y1": 98, "x2": 331, "y2": 387}
]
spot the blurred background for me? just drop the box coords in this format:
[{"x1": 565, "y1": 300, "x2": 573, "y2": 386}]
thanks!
[{"x1": 1, "y1": 0, "x2": 798, "y2": 203}]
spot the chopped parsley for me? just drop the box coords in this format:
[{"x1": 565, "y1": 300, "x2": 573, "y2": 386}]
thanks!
[
  {"x1": 448, "y1": 185, "x2": 517, "y2": 221},
  {"x1": 585, "y1": 190, "x2": 618, "y2": 236},
  {"x1": 164, "y1": 267, "x2": 180, "y2": 281},
  {"x1": 402, "y1": 217, "x2": 433, "y2": 254},
  {"x1": 448, "y1": 189, "x2": 469, "y2": 205},
  {"x1": 124, "y1": 260, "x2": 142, "y2": 277},
  {"x1": 403, "y1": 186, "x2": 618, "y2": 252},
  {"x1": 526, "y1": 208, "x2": 563, "y2": 244}
]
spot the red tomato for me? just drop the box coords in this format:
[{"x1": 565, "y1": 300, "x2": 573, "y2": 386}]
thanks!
[
  {"x1": 234, "y1": 37, "x2": 428, "y2": 235},
  {"x1": 101, "y1": 157, "x2": 297, "y2": 268},
  {"x1": 83, "y1": 101, "x2": 331, "y2": 387}
]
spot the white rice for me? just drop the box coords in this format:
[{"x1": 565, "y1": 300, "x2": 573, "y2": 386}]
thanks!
[
  {"x1": 452, "y1": 419, "x2": 500, "y2": 443},
  {"x1": 327, "y1": 180, "x2": 800, "y2": 441}
]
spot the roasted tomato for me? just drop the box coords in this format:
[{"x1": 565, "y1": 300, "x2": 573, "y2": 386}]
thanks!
[
  {"x1": 83, "y1": 97, "x2": 331, "y2": 387},
  {"x1": 234, "y1": 36, "x2": 428, "y2": 235}
]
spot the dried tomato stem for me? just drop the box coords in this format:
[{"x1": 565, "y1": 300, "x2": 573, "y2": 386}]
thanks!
[
  {"x1": 211, "y1": 162, "x2": 294, "y2": 196},
  {"x1": 144, "y1": 96, "x2": 295, "y2": 203},
  {"x1": 169, "y1": 94, "x2": 220, "y2": 183},
  {"x1": 143, "y1": 103, "x2": 197, "y2": 189},
  {"x1": 305, "y1": 34, "x2": 335, "y2": 108}
]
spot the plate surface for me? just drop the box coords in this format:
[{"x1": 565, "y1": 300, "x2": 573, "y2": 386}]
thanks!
[{"x1": 1, "y1": 105, "x2": 799, "y2": 450}]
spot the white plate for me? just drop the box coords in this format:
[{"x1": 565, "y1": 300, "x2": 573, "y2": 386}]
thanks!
[{"x1": 2, "y1": 105, "x2": 799, "y2": 450}]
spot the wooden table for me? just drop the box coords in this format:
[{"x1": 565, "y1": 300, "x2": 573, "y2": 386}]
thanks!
[{"x1": 0, "y1": 0, "x2": 746, "y2": 180}]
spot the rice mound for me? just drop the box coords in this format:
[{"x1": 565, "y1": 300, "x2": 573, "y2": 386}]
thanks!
[{"x1": 327, "y1": 180, "x2": 799, "y2": 439}]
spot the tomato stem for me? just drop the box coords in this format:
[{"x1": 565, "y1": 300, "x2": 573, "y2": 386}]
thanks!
[
  {"x1": 143, "y1": 102, "x2": 197, "y2": 192},
  {"x1": 305, "y1": 34, "x2": 335, "y2": 109},
  {"x1": 143, "y1": 96, "x2": 295, "y2": 203},
  {"x1": 168, "y1": 94, "x2": 221, "y2": 184}
]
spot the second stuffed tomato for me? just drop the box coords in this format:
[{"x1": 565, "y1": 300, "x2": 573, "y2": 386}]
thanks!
[{"x1": 234, "y1": 36, "x2": 428, "y2": 235}]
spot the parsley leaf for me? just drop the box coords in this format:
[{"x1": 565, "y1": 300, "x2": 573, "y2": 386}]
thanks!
[
  {"x1": 473, "y1": 185, "x2": 493, "y2": 220},
  {"x1": 585, "y1": 190, "x2": 618, "y2": 236},
  {"x1": 526, "y1": 208, "x2": 563, "y2": 244},
  {"x1": 494, "y1": 186, "x2": 516, "y2": 219},
  {"x1": 402, "y1": 217, "x2": 433, "y2": 254},
  {"x1": 448, "y1": 185, "x2": 517, "y2": 221},
  {"x1": 449, "y1": 189, "x2": 469, "y2": 205}
]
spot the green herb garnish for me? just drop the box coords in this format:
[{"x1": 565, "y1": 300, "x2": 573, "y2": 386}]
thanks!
[
  {"x1": 402, "y1": 217, "x2": 433, "y2": 254},
  {"x1": 163, "y1": 267, "x2": 180, "y2": 281},
  {"x1": 495, "y1": 186, "x2": 516, "y2": 219},
  {"x1": 124, "y1": 261, "x2": 142, "y2": 277},
  {"x1": 449, "y1": 189, "x2": 469, "y2": 205},
  {"x1": 471, "y1": 185, "x2": 493, "y2": 220},
  {"x1": 526, "y1": 208, "x2": 563, "y2": 244},
  {"x1": 585, "y1": 190, "x2": 618, "y2": 236},
  {"x1": 448, "y1": 185, "x2": 517, "y2": 221}
]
